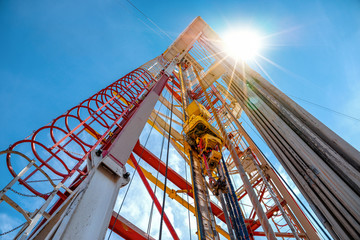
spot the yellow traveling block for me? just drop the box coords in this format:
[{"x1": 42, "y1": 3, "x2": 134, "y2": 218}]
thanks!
[
  {"x1": 184, "y1": 115, "x2": 222, "y2": 141},
  {"x1": 201, "y1": 133, "x2": 223, "y2": 150},
  {"x1": 186, "y1": 100, "x2": 211, "y2": 120},
  {"x1": 184, "y1": 100, "x2": 224, "y2": 175},
  {"x1": 208, "y1": 150, "x2": 222, "y2": 169}
]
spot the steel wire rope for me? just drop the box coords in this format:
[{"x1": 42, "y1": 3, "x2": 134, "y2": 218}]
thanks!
[
  {"x1": 244, "y1": 70, "x2": 360, "y2": 122},
  {"x1": 146, "y1": 90, "x2": 171, "y2": 238},
  {"x1": 184, "y1": 152, "x2": 192, "y2": 240},
  {"x1": 107, "y1": 80, "x2": 172, "y2": 239},
  {"x1": 124, "y1": 0, "x2": 173, "y2": 41},
  {"x1": 8, "y1": 188, "x2": 55, "y2": 198},
  {"x1": 238, "y1": 114, "x2": 331, "y2": 240},
  {"x1": 289, "y1": 94, "x2": 360, "y2": 122},
  {"x1": 177, "y1": 65, "x2": 192, "y2": 240},
  {"x1": 26, "y1": 178, "x2": 63, "y2": 183},
  {"x1": 146, "y1": 127, "x2": 167, "y2": 238},
  {"x1": 8, "y1": 177, "x2": 63, "y2": 199},
  {"x1": 0, "y1": 222, "x2": 26, "y2": 236},
  {"x1": 158, "y1": 80, "x2": 175, "y2": 240}
]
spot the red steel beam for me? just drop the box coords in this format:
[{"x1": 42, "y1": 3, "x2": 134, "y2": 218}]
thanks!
[
  {"x1": 171, "y1": 74, "x2": 181, "y2": 90},
  {"x1": 212, "y1": 98, "x2": 219, "y2": 107},
  {"x1": 133, "y1": 141, "x2": 227, "y2": 223},
  {"x1": 109, "y1": 212, "x2": 155, "y2": 240},
  {"x1": 129, "y1": 154, "x2": 180, "y2": 240},
  {"x1": 165, "y1": 83, "x2": 182, "y2": 102}
]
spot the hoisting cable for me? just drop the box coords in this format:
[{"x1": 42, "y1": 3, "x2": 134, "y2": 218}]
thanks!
[
  {"x1": 146, "y1": 90, "x2": 171, "y2": 238},
  {"x1": 158, "y1": 79, "x2": 175, "y2": 240},
  {"x1": 108, "y1": 78, "x2": 171, "y2": 239},
  {"x1": 289, "y1": 94, "x2": 360, "y2": 122},
  {"x1": 184, "y1": 153, "x2": 193, "y2": 240},
  {"x1": 177, "y1": 63, "x2": 192, "y2": 240},
  {"x1": 146, "y1": 125, "x2": 167, "y2": 238},
  {"x1": 124, "y1": 0, "x2": 173, "y2": 41}
]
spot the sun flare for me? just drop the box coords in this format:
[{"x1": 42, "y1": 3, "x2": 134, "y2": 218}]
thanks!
[{"x1": 223, "y1": 30, "x2": 263, "y2": 61}]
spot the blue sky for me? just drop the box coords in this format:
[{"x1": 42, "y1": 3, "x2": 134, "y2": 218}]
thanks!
[
  {"x1": 0, "y1": 0, "x2": 360, "y2": 239},
  {"x1": 1, "y1": 0, "x2": 359, "y2": 151}
]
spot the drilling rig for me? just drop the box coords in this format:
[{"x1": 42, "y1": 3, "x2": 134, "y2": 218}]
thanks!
[{"x1": 1, "y1": 16, "x2": 359, "y2": 240}]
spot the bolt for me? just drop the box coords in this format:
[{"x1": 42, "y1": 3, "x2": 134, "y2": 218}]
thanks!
[
  {"x1": 95, "y1": 149, "x2": 102, "y2": 157},
  {"x1": 123, "y1": 172, "x2": 130, "y2": 179}
]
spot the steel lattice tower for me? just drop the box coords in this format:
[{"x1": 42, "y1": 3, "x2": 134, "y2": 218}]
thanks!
[{"x1": 1, "y1": 17, "x2": 359, "y2": 240}]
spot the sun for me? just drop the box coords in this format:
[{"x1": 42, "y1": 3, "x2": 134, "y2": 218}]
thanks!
[{"x1": 223, "y1": 29, "x2": 263, "y2": 61}]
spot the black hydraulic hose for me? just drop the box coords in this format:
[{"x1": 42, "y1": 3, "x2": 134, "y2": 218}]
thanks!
[
  {"x1": 224, "y1": 190, "x2": 242, "y2": 239},
  {"x1": 219, "y1": 192, "x2": 236, "y2": 240},
  {"x1": 222, "y1": 157, "x2": 250, "y2": 240}
]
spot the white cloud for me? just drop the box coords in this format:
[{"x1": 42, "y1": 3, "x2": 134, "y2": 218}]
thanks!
[{"x1": 0, "y1": 213, "x2": 23, "y2": 240}]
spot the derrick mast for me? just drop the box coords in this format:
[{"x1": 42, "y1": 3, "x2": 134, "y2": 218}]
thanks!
[{"x1": 1, "y1": 16, "x2": 359, "y2": 240}]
